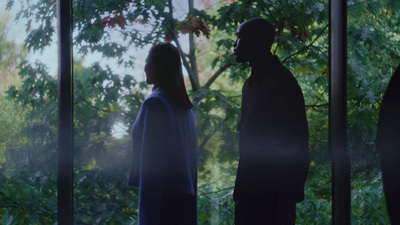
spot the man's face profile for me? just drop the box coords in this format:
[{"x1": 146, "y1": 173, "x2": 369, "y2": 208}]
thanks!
[
  {"x1": 233, "y1": 18, "x2": 275, "y2": 63},
  {"x1": 233, "y1": 24, "x2": 253, "y2": 63}
]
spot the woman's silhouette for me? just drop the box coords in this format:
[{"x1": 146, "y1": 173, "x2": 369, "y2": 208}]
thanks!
[{"x1": 128, "y1": 42, "x2": 197, "y2": 225}]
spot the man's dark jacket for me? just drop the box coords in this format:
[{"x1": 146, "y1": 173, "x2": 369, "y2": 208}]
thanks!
[
  {"x1": 234, "y1": 55, "x2": 309, "y2": 202},
  {"x1": 376, "y1": 64, "x2": 400, "y2": 224}
]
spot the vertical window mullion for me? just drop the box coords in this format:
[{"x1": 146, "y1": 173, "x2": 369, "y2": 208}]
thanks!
[
  {"x1": 329, "y1": 0, "x2": 350, "y2": 224},
  {"x1": 57, "y1": 0, "x2": 74, "y2": 223}
]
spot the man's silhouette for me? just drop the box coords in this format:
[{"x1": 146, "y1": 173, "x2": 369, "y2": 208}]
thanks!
[
  {"x1": 377, "y1": 64, "x2": 400, "y2": 224},
  {"x1": 233, "y1": 18, "x2": 309, "y2": 224}
]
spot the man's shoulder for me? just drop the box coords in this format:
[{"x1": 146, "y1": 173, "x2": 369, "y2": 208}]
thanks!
[
  {"x1": 275, "y1": 64, "x2": 299, "y2": 85},
  {"x1": 257, "y1": 64, "x2": 296, "y2": 88}
]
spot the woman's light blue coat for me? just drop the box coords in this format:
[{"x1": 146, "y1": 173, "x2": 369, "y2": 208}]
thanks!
[{"x1": 128, "y1": 85, "x2": 197, "y2": 225}]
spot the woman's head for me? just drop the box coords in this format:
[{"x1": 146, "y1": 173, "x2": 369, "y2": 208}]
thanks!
[
  {"x1": 144, "y1": 42, "x2": 193, "y2": 109},
  {"x1": 145, "y1": 42, "x2": 183, "y2": 86}
]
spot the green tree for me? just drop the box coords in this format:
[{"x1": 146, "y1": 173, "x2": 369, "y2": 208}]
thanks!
[
  {"x1": 4, "y1": 58, "x2": 144, "y2": 223},
  {"x1": 3, "y1": 0, "x2": 400, "y2": 223},
  {"x1": 6, "y1": 0, "x2": 331, "y2": 158},
  {"x1": 0, "y1": 13, "x2": 27, "y2": 165},
  {"x1": 347, "y1": 0, "x2": 400, "y2": 171}
]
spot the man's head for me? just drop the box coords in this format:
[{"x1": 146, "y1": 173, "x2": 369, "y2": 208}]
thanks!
[{"x1": 233, "y1": 18, "x2": 275, "y2": 63}]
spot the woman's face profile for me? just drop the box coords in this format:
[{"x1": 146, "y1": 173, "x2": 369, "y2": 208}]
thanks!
[{"x1": 144, "y1": 57, "x2": 157, "y2": 84}]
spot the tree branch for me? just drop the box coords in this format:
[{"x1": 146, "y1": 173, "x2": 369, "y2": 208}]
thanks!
[
  {"x1": 202, "y1": 59, "x2": 234, "y2": 89},
  {"x1": 281, "y1": 24, "x2": 328, "y2": 63},
  {"x1": 385, "y1": 46, "x2": 400, "y2": 60},
  {"x1": 197, "y1": 190, "x2": 234, "y2": 213},
  {"x1": 199, "y1": 115, "x2": 231, "y2": 151},
  {"x1": 198, "y1": 186, "x2": 234, "y2": 196},
  {"x1": 187, "y1": 0, "x2": 201, "y2": 91},
  {"x1": 199, "y1": 125, "x2": 217, "y2": 152},
  {"x1": 165, "y1": 0, "x2": 199, "y2": 91},
  {"x1": 174, "y1": 38, "x2": 199, "y2": 91},
  {"x1": 305, "y1": 103, "x2": 329, "y2": 108}
]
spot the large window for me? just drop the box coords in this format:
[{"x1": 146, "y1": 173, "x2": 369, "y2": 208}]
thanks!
[{"x1": 1, "y1": 0, "x2": 399, "y2": 224}]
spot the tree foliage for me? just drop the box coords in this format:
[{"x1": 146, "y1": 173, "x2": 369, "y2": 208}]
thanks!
[
  {"x1": 0, "y1": 13, "x2": 27, "y2": 166},
  {"x1": 2, "y1": 0, "x2": 400, "y2": 223}
]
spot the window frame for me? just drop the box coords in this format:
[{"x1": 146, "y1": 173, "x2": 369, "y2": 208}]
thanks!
[{"x1": 56, "y1": 0, "x2": 351, "y2": 224}]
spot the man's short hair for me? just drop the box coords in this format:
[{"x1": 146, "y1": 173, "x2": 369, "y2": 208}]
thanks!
[{"x1": 240, "y1": 18, "x2": 275, "y2": 52}]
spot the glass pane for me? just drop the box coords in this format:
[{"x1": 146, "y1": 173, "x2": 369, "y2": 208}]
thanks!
[
  {"x1": 71, "y1": 0, "x2": 332, "y2": 224},
  {"x1": 72, "y1": 1, "x2": 143, "y2": 224},
  {"x1": 1, "y1": 4, "x2": 58, "y2": 223},
  {"x1": 348, "y1": 1, "x2": 399, "y2": 223},
  {"x1": 5, "y1": 0, "x2": 382, "y2": 223}
]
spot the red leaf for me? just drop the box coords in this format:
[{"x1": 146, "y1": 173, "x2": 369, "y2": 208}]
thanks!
[
  {"x1": 117, "y1": 16, "x2": 127, "y2": 29},
  {"x1": 164, "y1": 32, "x2": 172, "y2": 42},
  {"x1": 304, "y1": 30, "x2": 311, "y2": 40}
]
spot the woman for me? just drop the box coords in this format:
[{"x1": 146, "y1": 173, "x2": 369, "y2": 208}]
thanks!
[{"x1": 128, "y1": 42, "x2": 197, "y2": 225}]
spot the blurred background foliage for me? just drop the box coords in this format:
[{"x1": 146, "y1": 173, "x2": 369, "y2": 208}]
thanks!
[{"x1": 1, "y1": 0, "x2": 399, "y2": 224}]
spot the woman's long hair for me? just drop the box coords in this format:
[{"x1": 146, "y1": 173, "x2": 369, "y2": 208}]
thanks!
[{"x1": 148, "y1": 42, "x2": 193, "y2": 109}]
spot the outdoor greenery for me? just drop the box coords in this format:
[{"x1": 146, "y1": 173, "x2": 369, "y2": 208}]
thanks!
[{"x1": 1, "y1": 0, "x2": 399, "y2": 224}]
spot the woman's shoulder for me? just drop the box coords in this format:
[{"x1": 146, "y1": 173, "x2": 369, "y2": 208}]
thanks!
[
  {"x1": 142, "y1": 96, "x2": 168, "y2": 113},
  {"x1": 146, "y1": 85, "x2": 168, "y2": 103},
  {"x1": 143, "y1": 89, "x2": 179, "y2": 118}
]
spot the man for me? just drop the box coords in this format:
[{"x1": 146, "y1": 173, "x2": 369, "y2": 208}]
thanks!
[
  {"x1": 233, "y1": 18, "x2": 309, "y2": 224},
  {"x1": 377, "y1": 64, "x2": 400, "y2": 224}
]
